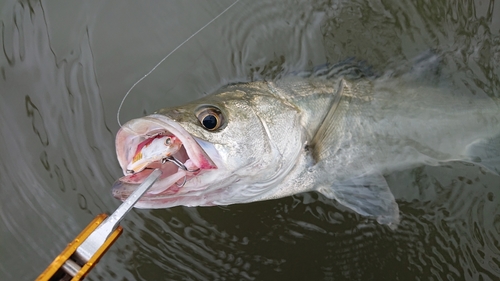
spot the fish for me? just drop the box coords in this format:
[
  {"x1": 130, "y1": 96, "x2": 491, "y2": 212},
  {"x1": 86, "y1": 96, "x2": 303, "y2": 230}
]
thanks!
[{"x1": 112, "y1": 53, "x2": 500, "y2": 227}]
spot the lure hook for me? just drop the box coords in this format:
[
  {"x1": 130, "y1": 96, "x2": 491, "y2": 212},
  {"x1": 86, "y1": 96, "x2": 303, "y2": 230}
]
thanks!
[
  {"x1": 175, "y1": 175, "x2": 187, "y2": 187},
  {"x1": 162, "y1": 156, "x2": 200, "y2": 172}
]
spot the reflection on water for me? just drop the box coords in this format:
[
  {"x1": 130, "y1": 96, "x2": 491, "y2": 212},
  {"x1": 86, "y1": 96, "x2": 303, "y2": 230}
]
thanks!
[
  {"x1": 0, "y1": 0, "x2": 118, "y2": 279},
  {"x1": 1, "y1": 0, "x2": 499, "y2": 280}
]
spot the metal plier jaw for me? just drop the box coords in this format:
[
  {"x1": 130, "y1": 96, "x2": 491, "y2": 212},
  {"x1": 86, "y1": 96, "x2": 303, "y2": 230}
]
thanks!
[{"x1": 37, "y1": 169, "x2": 161, "y2": 281}]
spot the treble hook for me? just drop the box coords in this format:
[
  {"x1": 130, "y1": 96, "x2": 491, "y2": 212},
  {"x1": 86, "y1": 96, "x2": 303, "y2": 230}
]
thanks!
[
  {"x1": 161, "y1": 156, "x2": 190, "y2": 187},
  {"x1": 162, "y1": 156, "x2": 200, "y2": 172},
  {"x1": 162, "y1": 156, "x2": 185, "y2": 169},
  {"x1": 175, "y1": 175, "x2": 187, "y2": 187}
]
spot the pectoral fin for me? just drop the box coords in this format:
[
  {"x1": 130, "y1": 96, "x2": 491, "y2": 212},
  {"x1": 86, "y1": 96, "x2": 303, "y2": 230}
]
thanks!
[
  {"x1": 310, "y1": 79, "x2": 353, "y2": 162},
  {"x1": 317, "y1": 173, "x2": 400, "y2": 228}
]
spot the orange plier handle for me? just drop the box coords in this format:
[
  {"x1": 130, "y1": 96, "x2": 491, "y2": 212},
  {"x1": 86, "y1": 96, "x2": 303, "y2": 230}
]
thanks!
[{"x1": 36, "y1": 214, "x2": 122, "y2": 281}]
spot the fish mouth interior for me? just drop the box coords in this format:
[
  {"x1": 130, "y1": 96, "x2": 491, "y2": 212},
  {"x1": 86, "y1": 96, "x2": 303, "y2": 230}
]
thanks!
[{"x1": 113, "y1": 115, "x2": 217, "y2": 200}]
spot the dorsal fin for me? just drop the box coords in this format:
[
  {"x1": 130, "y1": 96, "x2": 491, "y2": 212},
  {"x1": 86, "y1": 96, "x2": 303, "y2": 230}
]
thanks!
[{"x1": 291, "y1": 59, "x2": 377, "y2": 80}]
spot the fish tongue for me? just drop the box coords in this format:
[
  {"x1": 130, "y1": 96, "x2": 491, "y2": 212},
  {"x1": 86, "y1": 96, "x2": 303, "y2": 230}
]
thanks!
[
  {"x1": 148, "y1": 169, "x2": 187, "y2": 194},
  {"x1": 183, "y1": 159, "x2": 198, "y2": 171}
]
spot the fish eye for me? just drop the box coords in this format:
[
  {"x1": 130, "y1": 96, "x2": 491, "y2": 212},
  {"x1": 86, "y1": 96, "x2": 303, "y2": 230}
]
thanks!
[
  {"x1": 196, "y1": 106, "x2": 224, "y2": 131},
  {"x1": 164, "y1": 137, "x2": 172, "y2": 146}
]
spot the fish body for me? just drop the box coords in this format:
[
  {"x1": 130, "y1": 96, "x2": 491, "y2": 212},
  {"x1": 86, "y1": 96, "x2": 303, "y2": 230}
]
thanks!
[{"x1": 113, "y1": 56, "x2": 500, "y2": 226}]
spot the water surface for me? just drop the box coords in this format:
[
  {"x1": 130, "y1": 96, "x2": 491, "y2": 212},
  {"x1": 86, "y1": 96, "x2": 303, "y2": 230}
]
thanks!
[{"x1": 1, "y1": 0, "x2": 499, "y2": 280}]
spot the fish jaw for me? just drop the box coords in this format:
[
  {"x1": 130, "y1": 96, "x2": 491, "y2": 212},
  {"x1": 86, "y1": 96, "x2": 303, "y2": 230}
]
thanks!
[{"x1": 113, "y1": 114, "x2": 221, "y2": 205}]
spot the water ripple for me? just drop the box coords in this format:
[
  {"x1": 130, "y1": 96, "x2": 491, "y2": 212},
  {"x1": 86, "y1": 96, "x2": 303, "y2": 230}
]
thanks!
[
  {"x1": 223, "y1": 0, "x2": 327, "y2": 80},
  {"x1": 388, "y1": 163, "x2": 500, "y2": 280},
  {"x1": 104, "y1": 162, "x2": 500, "y2": 280},
  {"x1": 1, "y1": 0, "x2": 499, "y2": 280},
  {"x1": 0, "y1": 1, "x2": 117, "y2": 279}
]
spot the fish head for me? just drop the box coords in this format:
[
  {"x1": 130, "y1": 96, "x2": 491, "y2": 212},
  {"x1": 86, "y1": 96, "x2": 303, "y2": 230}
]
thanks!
[{"x1": 113, "y1": 84, "x2": 306, "y2": 208}]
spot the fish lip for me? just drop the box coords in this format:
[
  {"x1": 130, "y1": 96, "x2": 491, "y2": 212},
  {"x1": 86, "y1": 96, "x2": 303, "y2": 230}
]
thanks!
[{"x1": 114, "y1": 114, "x2": 217, "y2": 200}]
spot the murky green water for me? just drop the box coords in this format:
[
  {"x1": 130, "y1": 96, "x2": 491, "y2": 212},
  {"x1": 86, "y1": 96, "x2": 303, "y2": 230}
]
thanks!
[{"x1": 1, "y1": 0, "x2": 499, "y2": 280}]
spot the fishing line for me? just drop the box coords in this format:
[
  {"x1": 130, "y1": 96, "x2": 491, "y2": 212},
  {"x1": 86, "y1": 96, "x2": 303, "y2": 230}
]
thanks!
[{"x1": 117, "y1": 0, "x2": 241, "y2": 127}]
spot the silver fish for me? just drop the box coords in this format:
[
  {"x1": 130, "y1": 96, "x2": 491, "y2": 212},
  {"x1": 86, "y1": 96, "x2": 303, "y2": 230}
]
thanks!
[{"x1": 113, "y1": 54, "x2": 500, "y2": 227}]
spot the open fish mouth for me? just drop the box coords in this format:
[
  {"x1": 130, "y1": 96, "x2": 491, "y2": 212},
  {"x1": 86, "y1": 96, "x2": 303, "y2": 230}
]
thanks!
[{"x1": 112, "y1": 114, "x2": 217, "y2": 203}]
